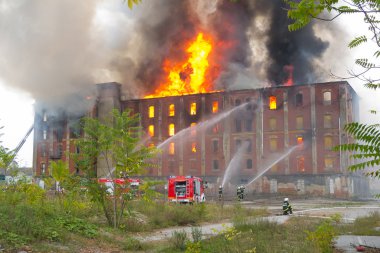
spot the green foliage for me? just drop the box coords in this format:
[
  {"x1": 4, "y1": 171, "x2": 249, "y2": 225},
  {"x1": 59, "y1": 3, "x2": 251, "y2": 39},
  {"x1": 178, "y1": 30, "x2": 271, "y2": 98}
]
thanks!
[
  {"x1": 330, "y1": 213, "x2": 342, "y2": 223},
  {"x1": 355, "y1": 58, "x2": 375, "y2": 68},
  {"x1": 349, "y1": 36, "x2": 368, "y2": 48},
  {"x1": 285, "y1": 0, "x2": 339, "y2": 31},
  {"x1": 0, "y1": 231, "x2": 28, "y2": 249},
  {"x1": 337, "y1": 211, "x2": 380, "y2": 235},
  {"x1": 190, "y1": 226, "x2": 202, "y2": 243},
  {"x1": 72, "y1": 109, "x2": 157, "y2": 228},
  {"x1": 306, "y1": 220, "x2": 336, "y2": 253},
  {"x1": 285, "y1": 0, "x2": 380, "y2": 92},
  {"x1": 185, "y1": 241, "x2": 201, "y2": 253},
  {"x1": 55, "y1": 216, "x2": 98, "y2": 238},
  {"x1": 334, "y1": 122, "x2": 380, "y2": 174},
  {"x1": 0, "y1": 145, "x2": 17, "y2": 173},
  {"x1": 171, "y1": 230, "x2": 188, "y2": 251},
  {"x1": 123, "y1": 237, "x2": 147, "y2": 251},
  {"x1": 50, "y1": 160, "x2": 69, "y2": 187}
]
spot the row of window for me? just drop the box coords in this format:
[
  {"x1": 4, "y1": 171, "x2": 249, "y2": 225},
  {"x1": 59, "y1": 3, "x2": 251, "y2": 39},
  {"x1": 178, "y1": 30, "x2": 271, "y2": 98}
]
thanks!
[
  {"x1": 146, "y1": 113, "x2": 334, "y2": 137},
  {"x1": 168, "y1": 156, "x2": 335, "y2": 173},
  {"x1": 268, "y1": 90, "x2": 332, "y2": 110},
  {"x1": 146, "y1": 90, "x2": 333, "y2": 118},
  {"x1": 148, "y1": 101, "x2": 219, "y2": 118},
  {"x1": 158, "y1": 134, "x2": 335, "y2": 155}
]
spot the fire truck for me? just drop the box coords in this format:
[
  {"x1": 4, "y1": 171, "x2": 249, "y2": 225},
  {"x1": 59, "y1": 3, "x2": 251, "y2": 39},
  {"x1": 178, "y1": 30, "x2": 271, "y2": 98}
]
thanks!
[
  {"x1": 98, "y1": 177, "x2": 141, "y2": 196},
  {"x1": 167, "y1": 176, "x2": 206, "y2": 203}
]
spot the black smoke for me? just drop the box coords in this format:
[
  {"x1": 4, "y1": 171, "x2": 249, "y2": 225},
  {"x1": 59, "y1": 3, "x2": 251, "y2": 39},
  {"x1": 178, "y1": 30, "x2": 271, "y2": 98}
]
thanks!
[{"x1": 114, "y1": 0, "x2": 330, "y2": 93}]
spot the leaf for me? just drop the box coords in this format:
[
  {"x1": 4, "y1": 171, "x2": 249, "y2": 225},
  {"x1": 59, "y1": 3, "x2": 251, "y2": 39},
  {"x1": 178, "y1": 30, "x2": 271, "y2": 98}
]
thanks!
[
  {"x1": 355, "y1": 58, "x2": 375, "y2": 68},
  {"x1": 364, "y1": 83, "x2": 380, "y2": 90},
  {"x1": 348, "y1": 36, "x2": 367, "y2": 48}
]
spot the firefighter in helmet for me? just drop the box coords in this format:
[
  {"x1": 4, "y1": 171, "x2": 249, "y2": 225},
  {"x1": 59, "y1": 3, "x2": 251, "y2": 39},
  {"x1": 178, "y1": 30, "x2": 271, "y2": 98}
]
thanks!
[
  {"x1": 218, "y1": 186, "x2": 223, "y2": 201},
  {"x1": 237, "y1": 185, "x2": 245, "y2": 201},
  {"x1": 282, "y1": 197, "x2": 293, "y2": 215}
]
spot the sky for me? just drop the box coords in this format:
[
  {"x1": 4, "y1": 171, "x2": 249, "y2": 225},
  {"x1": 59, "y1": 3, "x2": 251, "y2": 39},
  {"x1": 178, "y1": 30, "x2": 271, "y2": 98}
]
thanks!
[{"x1": 0, "y1": 0, "x2": 380, "y2": 168}]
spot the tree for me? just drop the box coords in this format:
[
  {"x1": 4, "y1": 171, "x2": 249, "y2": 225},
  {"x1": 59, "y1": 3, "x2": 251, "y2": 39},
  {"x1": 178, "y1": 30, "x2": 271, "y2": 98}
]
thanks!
[
  {"x1": 0, "y1": 145, "x2": 17, "y2": 177},
  {"x1": 285, "y1": 0, "x2": 380, "y2": 176},
  {"x1": 72, "y1": 109, "x2": 157, "y2": 228},
  {"x1": 50, "y1": 160, "x2": 69, "y2": 194}
]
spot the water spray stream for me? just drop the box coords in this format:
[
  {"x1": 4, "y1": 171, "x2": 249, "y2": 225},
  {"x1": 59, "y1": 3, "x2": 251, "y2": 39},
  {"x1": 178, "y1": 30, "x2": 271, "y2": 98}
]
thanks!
[
  {"x1": 157, "y1": 101, "x2": 254, "y2": 149},
  {"x1": 221, "y1": 141, "x2": 250, "y2": 188},
  {"x1": 245, "y1": 146, "x2": 298, "y2": 187}
]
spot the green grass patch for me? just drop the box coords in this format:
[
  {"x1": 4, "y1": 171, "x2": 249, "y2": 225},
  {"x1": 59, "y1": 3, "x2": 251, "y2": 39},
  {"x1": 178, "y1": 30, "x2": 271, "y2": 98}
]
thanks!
[{"x1": 337, "y1": 211, "x2": 380, "y2": 236}]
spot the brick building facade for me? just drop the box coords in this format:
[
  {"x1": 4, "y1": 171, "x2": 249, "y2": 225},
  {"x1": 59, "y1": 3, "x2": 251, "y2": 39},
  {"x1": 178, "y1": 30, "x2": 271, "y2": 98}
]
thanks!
[{"x1": 33, "y1": 81, "x2": 370, "y2": 198}]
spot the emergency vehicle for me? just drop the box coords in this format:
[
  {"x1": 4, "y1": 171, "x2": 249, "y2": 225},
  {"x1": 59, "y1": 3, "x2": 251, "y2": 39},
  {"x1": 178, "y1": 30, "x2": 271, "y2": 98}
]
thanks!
[
  {"x1": 98, "y1": 177, "x2": 141, "y2": 196},
  {"x1": 167, "y1": 176, "x2": 206, "y2": 203}
]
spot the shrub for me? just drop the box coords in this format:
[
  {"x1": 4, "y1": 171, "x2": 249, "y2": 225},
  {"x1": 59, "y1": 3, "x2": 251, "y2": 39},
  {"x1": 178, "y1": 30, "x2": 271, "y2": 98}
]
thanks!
[
  {"x1": 123, "y1": 237, "x2": 147, "y2": 251},
  {"x1": 171, "y1": 230, "x2": 188, "y2": 250},
  {"x1": 306, "y1": 220, "x2": 336, "y2": 253},
  {"x1": 55, "y1": 216, "x2": 98, "y2": 238},
  {"x1": 191, "y1": 227, "x2": 202, "y2": 243}
]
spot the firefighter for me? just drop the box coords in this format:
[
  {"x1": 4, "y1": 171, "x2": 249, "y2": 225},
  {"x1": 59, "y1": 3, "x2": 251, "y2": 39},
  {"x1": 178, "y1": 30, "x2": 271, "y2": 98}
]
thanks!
[
  {"x1": 237, "y1": 185, "x2": 245, "y2": 201},
  {"x1": 218, "y1": 186, "x2": 223, "y2": 201},
  {"x1": 282, "y1": 197, "x2": 293, "y2": 215},
  {"x1": 240, "y1": 185, "x2": 245, "y2": 200}
]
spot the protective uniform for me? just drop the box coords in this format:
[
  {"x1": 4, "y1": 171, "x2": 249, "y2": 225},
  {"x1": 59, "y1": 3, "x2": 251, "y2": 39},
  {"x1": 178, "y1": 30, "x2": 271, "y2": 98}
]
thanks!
[
  {"x1": 218, "y1": 186, "x2": 223, "y2": 201},
  {"x1": 282, "y1": 197, "x2": 293, "y2": 215}
]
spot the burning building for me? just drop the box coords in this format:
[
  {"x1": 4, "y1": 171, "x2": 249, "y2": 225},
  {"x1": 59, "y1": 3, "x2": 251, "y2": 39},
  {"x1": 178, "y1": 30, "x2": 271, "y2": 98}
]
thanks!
[
  {"x1": 30, "y1": 1, "x2": 368, "y2": 198},
  {"x1": 33, "y1": 79, "x2": 369, "y2": 198}
]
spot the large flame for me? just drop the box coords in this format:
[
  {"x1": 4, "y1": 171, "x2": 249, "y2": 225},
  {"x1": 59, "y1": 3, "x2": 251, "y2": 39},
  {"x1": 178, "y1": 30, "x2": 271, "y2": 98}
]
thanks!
[{"x1": 145, "y1": 33, "x2": 216, "y2": 98}]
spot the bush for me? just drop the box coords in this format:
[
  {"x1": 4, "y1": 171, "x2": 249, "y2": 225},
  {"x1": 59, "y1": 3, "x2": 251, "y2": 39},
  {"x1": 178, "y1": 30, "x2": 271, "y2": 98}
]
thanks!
[
  {"x1": 191, "y1": 227, "x2": 202, "y2": 242},
  {"x1": 55, "y1": 216, "x2": 98, "y2": 238},
  {"x1": 306, "y1": 220, "x2": 336, "y2": 253},
  {"x1": 123, "y1": 237, "x2": 147, "y2": 251},
  {"x1": 171, "y1": 230, "x2": 188, "y2": 251}
]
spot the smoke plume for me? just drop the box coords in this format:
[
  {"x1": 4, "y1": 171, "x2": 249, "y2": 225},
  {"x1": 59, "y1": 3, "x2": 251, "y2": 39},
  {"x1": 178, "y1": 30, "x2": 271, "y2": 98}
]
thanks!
[{"x1": 0, "y1": 0, "x2": 338, "y2": 110}]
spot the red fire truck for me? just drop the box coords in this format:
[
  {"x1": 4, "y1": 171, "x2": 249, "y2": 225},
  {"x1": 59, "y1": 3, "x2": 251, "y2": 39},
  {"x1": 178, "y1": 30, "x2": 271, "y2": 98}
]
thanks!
[
  {"x1": 98, "y1": 178, "x2": 141, "y2": 196},
  {"x1": 167, "y1": 176, "x2": 206, "y2": 203}
]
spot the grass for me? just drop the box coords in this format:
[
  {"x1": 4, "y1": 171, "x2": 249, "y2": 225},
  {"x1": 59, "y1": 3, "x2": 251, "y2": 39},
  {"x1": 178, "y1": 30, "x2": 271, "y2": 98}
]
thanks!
[
  {"x1": 336, "y1": 211, "x2": 380, "y2": 236},
  {"x1": 2, "y1": 182, "x2": 380, "y2": 253},
  {"x1": 158, "y1": 217, "x2": 323, "y2": 253}
]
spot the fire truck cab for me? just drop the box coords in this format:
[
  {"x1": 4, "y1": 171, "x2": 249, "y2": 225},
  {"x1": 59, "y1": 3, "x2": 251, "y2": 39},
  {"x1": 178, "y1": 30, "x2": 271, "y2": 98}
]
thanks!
[{"x1": 167, "y1": 176, "x2": 206, "y2": 203}]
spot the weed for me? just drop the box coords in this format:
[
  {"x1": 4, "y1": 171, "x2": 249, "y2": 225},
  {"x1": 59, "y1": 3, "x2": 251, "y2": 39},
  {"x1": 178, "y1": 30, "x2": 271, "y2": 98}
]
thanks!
[
  {"x1": 190, "y1": 226, "x2": 202, "y2": 242},
  {"x1": 185, "y1": 241, "x2": 201, "y2": 253},
  {"x1": 330, "y1": 213, "x2": 342, "y2": 223},
  {"x1": 123, "y1": 237, "x2": 147, "y2": 251},
  {"x1": 0, "y1": 230, "x2": 28, "y2": 249},
  {"x1": 306, "y1": 220, "x2": 336, "y2": 253},
  {"x1": 55, "y1": 216, "x2": 98, "y2": 238},
  {"x1": 171, "y1": 230, "x2": 188, "y2": 250}
]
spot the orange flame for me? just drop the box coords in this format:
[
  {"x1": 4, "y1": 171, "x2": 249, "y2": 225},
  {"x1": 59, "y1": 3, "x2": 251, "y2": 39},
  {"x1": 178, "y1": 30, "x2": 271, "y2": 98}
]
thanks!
[
  {"x1": 145, "y1": 33, "x2": 215, "y2": 98},
  {"x1": 284, "y1": 65, "x2": 294, "y2": 86}
]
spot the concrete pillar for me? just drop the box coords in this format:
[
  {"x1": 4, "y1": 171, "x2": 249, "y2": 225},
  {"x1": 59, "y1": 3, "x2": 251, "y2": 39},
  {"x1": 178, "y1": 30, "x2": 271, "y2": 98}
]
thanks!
[
  {"x1": 179, "y1": 97, "x2": 184, "y2": 176},
  {"x1": 201, "y1": 96, "x2": 206, "y2": 176},
  {"x1": 284, "y1": 91, "x2": 290, "y2": 174},
  {"x1": 310, "y1": 85, "x2": 317, "y2": 174}
]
